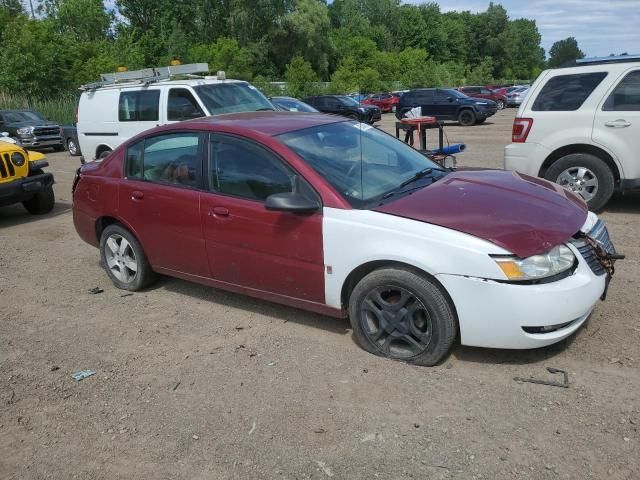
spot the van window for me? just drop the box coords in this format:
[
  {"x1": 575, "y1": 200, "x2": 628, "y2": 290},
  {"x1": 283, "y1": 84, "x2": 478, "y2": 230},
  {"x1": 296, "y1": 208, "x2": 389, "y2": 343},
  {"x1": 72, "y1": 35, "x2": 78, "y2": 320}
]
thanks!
[
  {"x1": 168, "y1": 89, "x2": 204, "y2": 121},
  {"x1": 119, "y1": 90, "x2": 160, "y2": 121},
  {"x1": 603, "y1": 70, "x2": 640, "y2": 111},
  {"x1": 532, "y1": 72, "x2": 607, "y2": 111}
]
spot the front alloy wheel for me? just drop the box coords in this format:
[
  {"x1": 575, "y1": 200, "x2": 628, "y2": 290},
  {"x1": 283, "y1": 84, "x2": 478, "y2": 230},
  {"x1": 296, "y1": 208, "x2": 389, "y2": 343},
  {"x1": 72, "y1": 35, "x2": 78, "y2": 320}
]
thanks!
[{"x1": 349, "y1": 268, "x2": 457, "y2": 366}]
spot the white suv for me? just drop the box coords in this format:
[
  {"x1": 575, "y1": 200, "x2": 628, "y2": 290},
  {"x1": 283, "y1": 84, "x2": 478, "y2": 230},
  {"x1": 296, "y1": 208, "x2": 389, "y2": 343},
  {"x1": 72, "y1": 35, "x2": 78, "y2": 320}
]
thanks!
[{"x1": 505, "y1": 55, "x2": 640, "y2": 210}]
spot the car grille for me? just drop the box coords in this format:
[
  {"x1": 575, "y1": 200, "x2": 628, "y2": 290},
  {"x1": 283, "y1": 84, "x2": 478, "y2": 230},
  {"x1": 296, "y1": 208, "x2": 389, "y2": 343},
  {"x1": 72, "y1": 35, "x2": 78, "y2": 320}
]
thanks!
[
  {"x1": 0, "y1": 152, "x2": 16, "y2": 178},
  {"x1": 33, "y1": 126, "x2": 60, "y2": 137},
  {"x1": 571, "y1": 220, "x2": 616, "y2": 276}
]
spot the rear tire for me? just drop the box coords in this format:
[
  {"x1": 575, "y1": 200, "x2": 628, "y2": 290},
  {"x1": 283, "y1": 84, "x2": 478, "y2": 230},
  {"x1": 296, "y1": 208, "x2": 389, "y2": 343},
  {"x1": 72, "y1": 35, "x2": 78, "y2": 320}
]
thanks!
[
  {"x1": 348, "y1": 268, "x2": 457, "y2": 366},
  {"x1": 496, "y1": 100, "x2": 505, "y2": 110},
  {"x1": 99, "y1": 224, "x2": 156, "y2": 291},
  {"x1": 22, "y1": 187, "x2": 55, "y2": 214},
  {"x1": 544, "y1": 153, "x2": 614, "y2": 211},
  {"x1": 458, "y1": 109, "x2": 476, "y2": 126}
]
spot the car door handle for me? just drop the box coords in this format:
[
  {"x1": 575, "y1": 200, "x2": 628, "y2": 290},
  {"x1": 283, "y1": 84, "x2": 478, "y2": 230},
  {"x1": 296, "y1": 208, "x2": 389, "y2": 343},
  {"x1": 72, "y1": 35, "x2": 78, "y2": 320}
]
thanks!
[
  {"x1": 131, "y1": 190, "x2": 144, "y2": 200},
  {"x1": 604, "y1": 119, "x2": 631, "y2": 128},
  {"x1": 208, "y1": 206, "x2": 229, "y2": 216}
]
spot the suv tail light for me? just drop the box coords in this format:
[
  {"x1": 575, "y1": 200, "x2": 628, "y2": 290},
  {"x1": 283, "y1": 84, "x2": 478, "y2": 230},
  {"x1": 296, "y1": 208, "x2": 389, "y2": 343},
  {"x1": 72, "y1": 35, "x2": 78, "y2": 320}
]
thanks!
[{"x1": 512, "y1": 117, "x2": 533, "y2": 143}]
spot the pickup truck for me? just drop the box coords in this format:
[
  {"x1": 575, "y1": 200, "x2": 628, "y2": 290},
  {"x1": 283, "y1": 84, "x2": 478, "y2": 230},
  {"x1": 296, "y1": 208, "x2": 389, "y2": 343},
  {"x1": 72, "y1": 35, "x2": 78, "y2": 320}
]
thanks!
[{"x1": 0, "y1": 109, "x2": 64, "y2": 151}]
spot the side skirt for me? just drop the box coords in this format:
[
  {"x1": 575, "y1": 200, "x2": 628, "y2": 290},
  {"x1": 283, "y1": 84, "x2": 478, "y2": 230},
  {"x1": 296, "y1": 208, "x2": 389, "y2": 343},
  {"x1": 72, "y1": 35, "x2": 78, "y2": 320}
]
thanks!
[{"x1": 154, "y1": 266, "x2": 347, "y2": 319}]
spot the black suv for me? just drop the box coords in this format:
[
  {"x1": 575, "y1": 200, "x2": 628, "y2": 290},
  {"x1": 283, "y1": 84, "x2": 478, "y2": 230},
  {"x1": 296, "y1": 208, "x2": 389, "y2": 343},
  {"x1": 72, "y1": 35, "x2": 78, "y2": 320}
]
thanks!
[
  {"x1": 302, "y1": 95, "x2": 381, "y2": 124},
  {"x1": 396, "y1": 88, "x2": 497, "y2": 126},
  {"x1": 0, "y1": 110, "x2": 64, "y2": 150}
]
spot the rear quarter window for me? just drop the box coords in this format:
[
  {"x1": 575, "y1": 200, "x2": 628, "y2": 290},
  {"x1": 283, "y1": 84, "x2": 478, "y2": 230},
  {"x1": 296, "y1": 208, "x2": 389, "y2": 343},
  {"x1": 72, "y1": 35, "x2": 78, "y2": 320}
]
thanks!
[
  {"x1": 532, "y1": 72, "x2": 608, "y2": 111},
  {"x1": 119, "y1": 90, "x2": 160, "y2": 121}
]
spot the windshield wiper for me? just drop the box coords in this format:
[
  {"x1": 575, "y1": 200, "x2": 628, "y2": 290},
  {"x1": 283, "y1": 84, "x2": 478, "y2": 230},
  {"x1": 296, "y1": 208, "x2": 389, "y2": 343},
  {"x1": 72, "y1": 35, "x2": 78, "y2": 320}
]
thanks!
[
  {"x1": 256, "y1": 107, "x2": 276, "y2": 111},
  {"x1": 381, "y1": 167, "x2": 448, "y2": 199}
]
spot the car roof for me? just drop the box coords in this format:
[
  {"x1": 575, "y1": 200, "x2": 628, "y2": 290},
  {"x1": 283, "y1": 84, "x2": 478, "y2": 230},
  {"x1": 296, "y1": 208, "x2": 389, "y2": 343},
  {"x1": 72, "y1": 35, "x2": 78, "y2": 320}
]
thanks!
[{"x1": 181, "y1": 111, "x2": 347, "y2": 136}]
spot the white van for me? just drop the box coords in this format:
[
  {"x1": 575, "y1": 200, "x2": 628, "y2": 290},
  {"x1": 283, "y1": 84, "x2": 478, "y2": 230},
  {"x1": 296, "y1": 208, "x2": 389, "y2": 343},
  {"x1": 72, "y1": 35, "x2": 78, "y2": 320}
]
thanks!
[{"x1": 77, "y1": 63, "x2": 275, "y2": 161}]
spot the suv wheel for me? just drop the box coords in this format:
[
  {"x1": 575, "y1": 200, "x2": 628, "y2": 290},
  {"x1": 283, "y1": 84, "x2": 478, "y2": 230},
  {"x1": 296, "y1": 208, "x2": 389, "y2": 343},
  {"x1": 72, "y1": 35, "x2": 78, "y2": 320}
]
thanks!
[
  {"x1": 348, "y1": 268, "x2": 457, "y2": 366},
  {"x1": 100, "y1": 224, "x2": 156, "y2": 291},
  {"x1": 458, "y1": 109, "x2": 476, "y2": 126},
  {"x1": 544, "y1": 153, "x2": 614, "y2": 211},
  {"x1": 496, "y1": 100, "x2": 505, "y2": 110},
  {"x1": 22, "y1": 187, "x2": 55, "y2": 214},
  {"x1": 67, "y1": 138, "x2": 79, "y2": 156}
]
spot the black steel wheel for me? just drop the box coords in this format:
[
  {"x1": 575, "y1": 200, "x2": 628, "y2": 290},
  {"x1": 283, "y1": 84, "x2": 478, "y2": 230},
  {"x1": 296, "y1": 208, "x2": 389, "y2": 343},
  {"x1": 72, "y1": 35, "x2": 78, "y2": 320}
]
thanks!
[
  {"x1": 348, "y1": 268, "x2": 457, "y2": 366},
  {"x1": 458, "y1": 109, "x2": 476, "y2": 126}
]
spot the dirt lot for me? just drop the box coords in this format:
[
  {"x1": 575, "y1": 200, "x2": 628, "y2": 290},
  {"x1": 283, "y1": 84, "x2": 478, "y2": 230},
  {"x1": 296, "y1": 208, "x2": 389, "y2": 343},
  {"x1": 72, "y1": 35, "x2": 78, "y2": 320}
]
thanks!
[{"x1": 1, "y1": 109, "x2": 639, "y2": 479}]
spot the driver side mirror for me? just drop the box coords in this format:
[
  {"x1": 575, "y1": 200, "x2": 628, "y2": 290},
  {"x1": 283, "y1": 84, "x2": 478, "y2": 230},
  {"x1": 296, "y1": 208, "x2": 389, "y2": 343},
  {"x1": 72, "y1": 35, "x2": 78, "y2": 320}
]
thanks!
[
  {"x1": 447, "y1": 97, "x2": 454, "y2": 102},
  {"x1": 265, "y1": 192, "x2": 320, "y2": 214}
]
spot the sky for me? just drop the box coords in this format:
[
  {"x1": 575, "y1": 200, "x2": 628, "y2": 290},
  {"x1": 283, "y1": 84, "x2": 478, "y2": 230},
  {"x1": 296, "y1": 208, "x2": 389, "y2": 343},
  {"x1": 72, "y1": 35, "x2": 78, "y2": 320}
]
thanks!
[{"x1": 426, "y1": 0, "x2": 640, "y2": 58}]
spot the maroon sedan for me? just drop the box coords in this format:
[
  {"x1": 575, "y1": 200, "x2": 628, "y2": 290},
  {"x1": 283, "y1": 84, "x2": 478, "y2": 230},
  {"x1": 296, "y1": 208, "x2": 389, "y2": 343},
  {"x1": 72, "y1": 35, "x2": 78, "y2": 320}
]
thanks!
[
  {"x1": 458, "y1": 86, "x2": 506, "y2": 110},
  {"x1": 72, "y1": 112, "x2": 617, "y2": 365},
  {"x1": 361, "y1": 93, "x2": 400, "y2": 112}
]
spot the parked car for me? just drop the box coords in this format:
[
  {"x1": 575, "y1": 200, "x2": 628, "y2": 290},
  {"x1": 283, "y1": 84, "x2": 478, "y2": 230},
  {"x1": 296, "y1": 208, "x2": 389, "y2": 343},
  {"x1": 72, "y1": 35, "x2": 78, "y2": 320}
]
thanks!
[
  {"x1": 62, "y1": 125, "x2": 82, "y2": 156},
  {"x1": 505, "y1": 87, "x2": 529, "y2": 107},
  {"x1": 77, "y1": 63, "x2": 275, "y2": 161},
  {"x1": 505, "y1": 54, "x2": 640, "y2": 210},
  {"x1": 0, "y1": 135, "x2": 55, "y2": 214},
  {"x1": 0, "y1": 109, "x2": 64, "y2": 151},
  {"x1": 458, "y1": 86, "x2": 507, "y2": 110},
  {"x1": 361, "y1": 93, "x2": 400, "y2": 112},
  {"x1": 302, "y1": 95, "x2": 381, "y2": 124},
  {"x1": 396, "y1": 88, "x2": 498, "y2": 126},
  {"x1": 73, "y1": 111, "x2": 619, "y2": 366},
  {"x1": 270, "y1": 96, "x2": 318, "y2": 112}
]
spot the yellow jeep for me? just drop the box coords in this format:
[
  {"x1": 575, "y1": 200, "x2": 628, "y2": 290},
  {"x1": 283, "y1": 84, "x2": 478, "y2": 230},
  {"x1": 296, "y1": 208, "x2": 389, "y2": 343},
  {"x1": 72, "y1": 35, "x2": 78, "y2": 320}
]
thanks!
[{"x1": 0, "y1": 137, "x2": 55, "y2": 214}]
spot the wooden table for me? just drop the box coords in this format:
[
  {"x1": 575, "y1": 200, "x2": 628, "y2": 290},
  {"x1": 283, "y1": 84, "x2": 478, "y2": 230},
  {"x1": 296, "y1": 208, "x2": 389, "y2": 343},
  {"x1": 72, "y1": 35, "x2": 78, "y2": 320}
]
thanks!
[{"x1": 395, "y1": 117, "x2": 445, "y2": 152}]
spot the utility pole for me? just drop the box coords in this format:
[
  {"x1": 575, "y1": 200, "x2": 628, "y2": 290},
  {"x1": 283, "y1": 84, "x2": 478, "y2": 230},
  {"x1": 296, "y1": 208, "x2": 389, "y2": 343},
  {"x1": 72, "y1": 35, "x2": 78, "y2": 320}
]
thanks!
[{"x1": 29, "y1": 0, "x2": 35, "y2": 18}]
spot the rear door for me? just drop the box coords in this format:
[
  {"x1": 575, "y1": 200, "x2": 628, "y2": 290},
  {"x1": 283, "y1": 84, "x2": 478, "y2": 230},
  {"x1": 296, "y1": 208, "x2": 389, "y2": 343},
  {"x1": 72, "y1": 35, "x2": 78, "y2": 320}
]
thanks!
[
  {"x1": 200, "y1": 133, "x2": 325, "y2": 302},
  {"x1": 118, "y1": 131, "x2": 209, "y2": 276},
  {"x1": 593, "y1": 68, "x2": 640, "y2": 181}
]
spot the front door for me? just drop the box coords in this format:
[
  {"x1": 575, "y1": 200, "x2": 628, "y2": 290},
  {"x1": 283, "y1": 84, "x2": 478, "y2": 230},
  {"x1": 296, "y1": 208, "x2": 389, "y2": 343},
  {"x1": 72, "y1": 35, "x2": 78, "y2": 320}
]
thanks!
[
  {"x1": 118, "y1": 131, "x2": 210, "y2": 277},
  {"x1": 200, "y1": 133, "x2": 325, "y2": 303},
  {"x1": 592, "y1": 68, "x2": 640, "y2": 180}
]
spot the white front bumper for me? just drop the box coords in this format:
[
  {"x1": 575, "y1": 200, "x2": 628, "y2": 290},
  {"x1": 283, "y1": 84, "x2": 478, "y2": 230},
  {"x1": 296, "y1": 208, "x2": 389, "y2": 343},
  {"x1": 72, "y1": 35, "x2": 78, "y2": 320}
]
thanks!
[{"x1": 436, "y1": 248, "x2": 606, "y2": 349}]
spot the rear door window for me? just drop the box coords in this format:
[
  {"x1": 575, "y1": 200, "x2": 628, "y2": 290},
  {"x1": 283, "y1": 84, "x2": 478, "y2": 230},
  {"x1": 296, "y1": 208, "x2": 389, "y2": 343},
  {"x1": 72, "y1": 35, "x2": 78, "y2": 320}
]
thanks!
[
  {"x1": 532, "y1": 72, "x2": 608, "y2": 111},
  {"x1": 119, "y1": 90, "x2": 160, "y2": 121},
  {"x1": 603, "y1": 70, "x2": 640, "y2": 111}
]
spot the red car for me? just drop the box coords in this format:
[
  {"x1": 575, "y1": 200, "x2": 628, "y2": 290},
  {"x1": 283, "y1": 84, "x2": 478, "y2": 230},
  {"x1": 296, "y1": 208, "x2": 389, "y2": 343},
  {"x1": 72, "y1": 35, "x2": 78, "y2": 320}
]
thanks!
[
  {"x1": 458, "y1": 86, "x2": 506, "y2": 110},
  {"x1": 72, "y1": 112, "x2": 617, "y2": 366},
  {"x1": 361, "y1": 93, "x2": 400, "y2": 112}
]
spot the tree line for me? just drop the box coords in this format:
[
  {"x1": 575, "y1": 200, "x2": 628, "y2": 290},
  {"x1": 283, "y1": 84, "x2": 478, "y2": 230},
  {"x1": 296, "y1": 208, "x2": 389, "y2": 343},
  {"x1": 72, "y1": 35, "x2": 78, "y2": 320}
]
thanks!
[{"x1": 0, "y1": 0, "x2": 584, "y2": 99}]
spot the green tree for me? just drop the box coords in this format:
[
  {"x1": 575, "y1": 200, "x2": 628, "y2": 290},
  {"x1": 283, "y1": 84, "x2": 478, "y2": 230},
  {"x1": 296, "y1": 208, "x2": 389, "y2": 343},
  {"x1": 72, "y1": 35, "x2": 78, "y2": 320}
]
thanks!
[
  {"x1": 548, "y1": 37, "x2": 584, "y2": 68},
  {"x1": 188, "y1": 38, "x2": 254, "y2": 80},
  {"x1": 284, "y1": 56, "x2": 318, "y2": 97}
]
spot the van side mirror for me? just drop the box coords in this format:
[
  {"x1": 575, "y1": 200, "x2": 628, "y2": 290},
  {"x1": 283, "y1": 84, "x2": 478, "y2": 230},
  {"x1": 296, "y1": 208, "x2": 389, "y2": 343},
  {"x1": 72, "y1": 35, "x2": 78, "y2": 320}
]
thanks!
[{"x1": 265, "y1": 192, "x2": 320, "y2": 214}]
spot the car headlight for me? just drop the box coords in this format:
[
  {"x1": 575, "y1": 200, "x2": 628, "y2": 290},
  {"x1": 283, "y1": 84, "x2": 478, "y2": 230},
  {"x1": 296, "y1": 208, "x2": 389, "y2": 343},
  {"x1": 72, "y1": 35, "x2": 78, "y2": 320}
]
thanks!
[
  {"x1": 11, "y1": 151, "x2": 26, "y2": 166},
  {"x1": 17, "y1": 127, "x2": 33, "y2": 135},
  {"x1": 492, "y1": 245, "x2": 575, "y2": 281}
]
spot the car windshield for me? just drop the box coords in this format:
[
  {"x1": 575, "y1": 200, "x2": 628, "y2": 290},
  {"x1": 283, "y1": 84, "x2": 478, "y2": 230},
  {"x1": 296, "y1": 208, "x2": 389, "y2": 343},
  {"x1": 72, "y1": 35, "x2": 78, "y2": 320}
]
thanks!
[
  {"x1": 194, "y1": 83, "x2": 274, "y2": 115},
  {"x1": 272, "y1": 98, "x2": 317, "y2": 113},
  {"x1": 337, "y1": 95, "x2": 361, "y2": 106},
  {"x1": 3, "y1": 111, "x2": 45, "y2": 122},
  {"x1": 277, "y1": 121, "x2": 447, "y2": 207}
]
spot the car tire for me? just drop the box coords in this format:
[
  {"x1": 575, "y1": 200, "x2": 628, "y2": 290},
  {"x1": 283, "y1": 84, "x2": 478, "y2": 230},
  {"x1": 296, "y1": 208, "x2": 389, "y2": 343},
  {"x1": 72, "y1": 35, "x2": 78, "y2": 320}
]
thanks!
[
  {"x1": 22, "y1": 186, "x2": 55, "y2": 214},
  {"x1": 496, "y1": 100, "x2": 505, "y2": 110},
  {"x1": 544, "y1": 153, "x2": 615, "y2": 211},
  {"x1": 348, "y1": 113, "x2": 359, "y2": 121},
  {"x1": 348, "y1": 268, "x2": 457, "y2": 366},
  {"x1": 458, "y1": 109, "x2": 476, "y2": 126},
  {"x1": 67, "y1": 138, "x2": 80, "y2": 156},
  {"x1": 99, "y1": 224, "x2": 156, "y2": 291}
]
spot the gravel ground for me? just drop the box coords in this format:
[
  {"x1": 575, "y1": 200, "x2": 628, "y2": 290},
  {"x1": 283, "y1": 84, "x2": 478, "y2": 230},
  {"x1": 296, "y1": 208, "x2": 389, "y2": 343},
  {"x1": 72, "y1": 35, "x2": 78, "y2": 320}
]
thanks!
[{"x1": 1, "y1": 109, "x2": 639, "y2": 479}]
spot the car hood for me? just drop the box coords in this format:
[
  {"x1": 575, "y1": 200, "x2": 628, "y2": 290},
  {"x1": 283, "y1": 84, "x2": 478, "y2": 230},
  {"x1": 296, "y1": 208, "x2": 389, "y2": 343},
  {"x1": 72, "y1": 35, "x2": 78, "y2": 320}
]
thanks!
[
  {"x1": 5, "y1": 120, "x2": 58, "y2": 128},
  {"x1": 374, "y1": 169, "x2": 588, "y2": 257}
]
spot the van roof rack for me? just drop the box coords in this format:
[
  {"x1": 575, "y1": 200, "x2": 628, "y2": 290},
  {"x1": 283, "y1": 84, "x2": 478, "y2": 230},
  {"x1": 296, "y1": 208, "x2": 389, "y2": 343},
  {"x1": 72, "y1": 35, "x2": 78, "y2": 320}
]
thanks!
[
  {"x1": 81, "y1": 63, "x2": 210, "y2": 90},
  {"x1": 575, "y1": 54, "x2": 640, "y2": 66}
]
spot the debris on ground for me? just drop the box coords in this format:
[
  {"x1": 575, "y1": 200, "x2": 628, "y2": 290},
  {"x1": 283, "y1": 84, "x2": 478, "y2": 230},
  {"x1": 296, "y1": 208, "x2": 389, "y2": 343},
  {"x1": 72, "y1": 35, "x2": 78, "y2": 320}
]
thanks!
[
  {"x1": 315, "y1": 461, "x2": 334, "y2": 477},
  {"x1": 120, "y1": 293, "x2": 133, "y2": 297},
  {"x1": 88, "y1": 287, "x2": 104, "y2": 294},
  {"x1": 266, "y1": 361, "x2": 276, "y2": 367},
  {"x1": 314, "y1": 428, "x2": 326, "y2": 434},
  {"x1": 513, "y1": 367, "x2": 569, "y2": 388},
  {"x1": 50, "y1": 365, "x2": 60, "y2": 371},
  {"x1": 71, "y1": 370, "x2": 96, "y2": 382},
  {"x1": 248, "y1": 421, "x2": 257, "y2": 435},
  {"x1": 172, "y1": 381, "x2": 181, "y2": 391}
]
